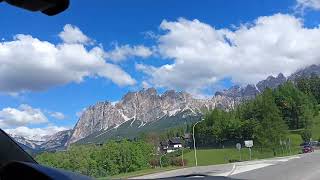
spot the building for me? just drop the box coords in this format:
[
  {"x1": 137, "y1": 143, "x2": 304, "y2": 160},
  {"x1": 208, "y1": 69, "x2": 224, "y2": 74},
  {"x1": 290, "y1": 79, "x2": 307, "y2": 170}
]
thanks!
[{"x1": 160, "y1": 137, "x2": 183, "y2": 153}]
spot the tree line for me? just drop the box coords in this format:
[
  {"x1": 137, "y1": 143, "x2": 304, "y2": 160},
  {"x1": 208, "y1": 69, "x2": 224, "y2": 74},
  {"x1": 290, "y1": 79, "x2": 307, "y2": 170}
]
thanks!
[
  {"x1": 36, "y1": 140, "x2": 153, "y2": 177},
  {"x1": 195, "y1": 78, "x2": 319, "y2": 149}
]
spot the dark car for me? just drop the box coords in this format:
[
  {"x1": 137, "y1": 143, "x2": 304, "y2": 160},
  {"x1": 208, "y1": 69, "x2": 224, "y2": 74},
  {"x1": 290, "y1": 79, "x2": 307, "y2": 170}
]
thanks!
[{"x1": 303, "y1": 145, "x2": 314, "y2": 153}]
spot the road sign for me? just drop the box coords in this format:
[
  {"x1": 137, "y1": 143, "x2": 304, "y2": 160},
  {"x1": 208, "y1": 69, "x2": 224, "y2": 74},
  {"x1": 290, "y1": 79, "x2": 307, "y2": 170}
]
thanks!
[
  {"x1": 244, "y1": 140, "x2": 253, "y2": 160},
  {"x1": 244, "y1": 140, "x2": 253, "y2": 148},
  {"x1": 236, "y1": 143, "x2": 242, "y2": 161},
  {"x1": 236, "y1": 143, "x2": 241, "y2": 150}
]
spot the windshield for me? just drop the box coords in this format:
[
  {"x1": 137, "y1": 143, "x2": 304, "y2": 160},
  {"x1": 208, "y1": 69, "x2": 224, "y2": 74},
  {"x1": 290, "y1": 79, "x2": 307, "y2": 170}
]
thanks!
[{"x1": 1, "y1": 0, "x2": 320, "y2": 179}]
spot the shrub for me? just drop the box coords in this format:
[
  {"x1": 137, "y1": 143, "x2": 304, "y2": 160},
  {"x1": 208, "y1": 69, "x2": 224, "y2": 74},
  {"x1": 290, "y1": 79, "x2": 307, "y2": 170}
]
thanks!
[
  {"x1": 171, "y1": 158, "x2": 187, "y2": 166},
  {"x1": 149, "y1": 159, "x2": 159, "y2": 168},
  {"x1": 301, "y1": 129, "x2": 312, "y2": 142}
]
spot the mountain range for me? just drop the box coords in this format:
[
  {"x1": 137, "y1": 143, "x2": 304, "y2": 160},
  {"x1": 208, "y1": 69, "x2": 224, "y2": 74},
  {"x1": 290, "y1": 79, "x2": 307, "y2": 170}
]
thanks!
[
  {"x1": 9, "y1": 130, "x2": 72, "y2": 154},
  {"x1": 11, "y1": 64, "x2": 320, "y2": 153}
]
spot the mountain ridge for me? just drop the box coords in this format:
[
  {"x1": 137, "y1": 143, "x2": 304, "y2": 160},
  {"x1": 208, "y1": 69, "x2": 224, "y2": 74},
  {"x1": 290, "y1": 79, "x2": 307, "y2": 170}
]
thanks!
[
  {"x1": 10, "y1": 129, "x2": 72, "y2": 153},
  {"x1": 12, "y1": 64, "x2": 320, "y2": 151}
]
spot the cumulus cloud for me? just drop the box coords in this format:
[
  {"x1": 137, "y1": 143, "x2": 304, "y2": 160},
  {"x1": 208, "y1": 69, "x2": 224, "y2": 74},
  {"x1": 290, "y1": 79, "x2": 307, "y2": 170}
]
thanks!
[
  {"x1": 59, "y1": 24, "x2": 91, "y2": 44},
  {"x1": 5, "y1": 125, "x2": 69, "y2": 141},
  {"x1": 105, "y1": 44, "x2": 152, "y2": 62},
  {"x1": 0, "y1": 104, "x2": 48, "y2": 128},
  {"x1": 137, "y1": 14, "x2": 320, "y2": 94},
  {"x1": 0, "y1": 25, "x2": 136, "y2": 93},
  {"x1": 296, "y1": 0, "x2": 320, "y2": 11},
  {"x1": 49, "y1": 111, "x2": 65, "y2": 120}
]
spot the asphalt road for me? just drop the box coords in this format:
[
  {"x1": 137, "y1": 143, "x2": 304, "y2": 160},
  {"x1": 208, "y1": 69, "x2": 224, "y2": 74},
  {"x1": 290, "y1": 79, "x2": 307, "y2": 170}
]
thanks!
[
  {"x1": 231, "y1": 151, "x2": 320, "y2": 180},
  {"x1": 133, "y1": 151, "x2": 320, "y2": 179},
  {"x1": 131, "y1": 163, "x2": 234, "y2": 179}
]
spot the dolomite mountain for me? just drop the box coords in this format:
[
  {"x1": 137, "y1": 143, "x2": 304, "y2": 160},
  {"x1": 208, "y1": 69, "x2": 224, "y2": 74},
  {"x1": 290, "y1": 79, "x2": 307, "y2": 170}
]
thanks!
[
  {"x1": 68, "y1": 73, "x2": 289, "y2": 144},
  {"x1": 68, "y1": 89, "x2": 236, "y2": 144},
  {"x1": 10, "y1": 130, "x2": 72, "y2": 153},
  {"x1": 13, "y1": 64, "x2": 319, "y2": 149}
]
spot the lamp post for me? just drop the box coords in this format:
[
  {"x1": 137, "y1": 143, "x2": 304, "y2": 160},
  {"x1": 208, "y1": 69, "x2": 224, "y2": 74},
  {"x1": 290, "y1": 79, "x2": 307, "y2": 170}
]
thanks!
[{"x1": 193, "y1": 118, "x2": 204, "y2": 167}]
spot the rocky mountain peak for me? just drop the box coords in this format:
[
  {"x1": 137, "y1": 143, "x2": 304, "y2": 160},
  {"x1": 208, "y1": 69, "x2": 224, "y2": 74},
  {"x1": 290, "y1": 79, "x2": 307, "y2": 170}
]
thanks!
[
  {"x1": 68, "y1": 88, "x2": 235, "y2": 144},
  {"x1": 11, "y1": 129, "x2": 72, "y2": 153},
  {"x1": 256, "y1": 73, "x2": 287, "y2": 92},
  {"x1": 288, "y1": 64, "x2": 320, "y2": 81},
  {"x1": 241, "y1": 84, "x2": 259, "y2": 98},
  {"x1": 145, "y1": 87, "x2": 157, "y2": 95},
  {"x1": 277, "y1": 73, "x2": 285, "y2": 79},
  {"x1": 214, "y1": 85, "x2": 241, "y2": 98}
]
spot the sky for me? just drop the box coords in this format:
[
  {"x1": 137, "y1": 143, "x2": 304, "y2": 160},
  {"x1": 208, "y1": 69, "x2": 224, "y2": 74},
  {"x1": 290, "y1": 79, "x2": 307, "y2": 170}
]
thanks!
[{"x1": 0, "y1": 0, "x2": 320, "y2": 139}]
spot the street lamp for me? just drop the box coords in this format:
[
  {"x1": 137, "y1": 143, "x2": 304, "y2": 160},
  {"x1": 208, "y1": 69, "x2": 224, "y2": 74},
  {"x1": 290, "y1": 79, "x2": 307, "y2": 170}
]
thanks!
[{"x1": 193, "y1": 118, "x2": 204, "y2": 167}]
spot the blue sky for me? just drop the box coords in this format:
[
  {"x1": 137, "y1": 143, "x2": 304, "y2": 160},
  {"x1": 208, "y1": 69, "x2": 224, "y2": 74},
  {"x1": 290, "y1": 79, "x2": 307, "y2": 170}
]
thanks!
[{"x1": 0, "y1": 0, "x2": 320, "y2": 138}]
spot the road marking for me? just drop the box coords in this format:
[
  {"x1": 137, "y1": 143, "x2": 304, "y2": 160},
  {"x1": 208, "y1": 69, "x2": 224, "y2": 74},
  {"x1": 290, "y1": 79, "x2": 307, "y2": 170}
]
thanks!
[
  {"x1": 274, "y1": 156, "x2": 300, "y2": 162},
  {"x1": 230, "y1": 163, "x2": 273, "y2": 175},
  {"x1": 214, "y1": 164, "x2": 236, "y2": 176},
  {"x1": 224, "y1": 156, "x2": 301, "y2": 176}
]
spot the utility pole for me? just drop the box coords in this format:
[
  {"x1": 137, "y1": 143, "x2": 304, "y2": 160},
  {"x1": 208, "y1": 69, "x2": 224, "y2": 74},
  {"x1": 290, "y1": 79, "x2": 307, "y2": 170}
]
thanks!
[{"x1": 193, "y1": 118, "x2": 204, "y2": 167}]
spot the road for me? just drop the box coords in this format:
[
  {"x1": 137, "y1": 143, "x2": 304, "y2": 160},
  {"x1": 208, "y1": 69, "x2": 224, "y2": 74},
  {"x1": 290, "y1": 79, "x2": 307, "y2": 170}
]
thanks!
[
  {"x1": 231, "y1": 151, "x2": 320, "y2": 180},
  {"x1": 132, "y1": 151, "x2": 320, "y2": 179}
]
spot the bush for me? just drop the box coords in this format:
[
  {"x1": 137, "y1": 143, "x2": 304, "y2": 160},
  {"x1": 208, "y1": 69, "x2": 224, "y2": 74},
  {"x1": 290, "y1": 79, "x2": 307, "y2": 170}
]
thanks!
[
  {"x1": 36, "y1": 140, "x2": 153, "y2": 177},
  {"x1": 301, "y1": 129, "x2": 312, "y2": 142},
  {"x1": 160, "y1": 155, "x2": 171, "y2": 167},
  {"x1": 171, "y1": 158, "x2": 187, "y2": 166},
  {"x1": 229, "y1": 159, "x2": 241, "y2": 163},
  {"x1": 149, "y1": 159, "x2": 159, "y2": 168}
]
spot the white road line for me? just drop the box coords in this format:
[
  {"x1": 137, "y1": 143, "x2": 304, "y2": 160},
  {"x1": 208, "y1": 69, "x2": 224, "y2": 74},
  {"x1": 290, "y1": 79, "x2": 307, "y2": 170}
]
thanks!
[
  {"x1": 216, "y1": 155, "x2": 301, "y2": 176},
  {"x1": 214, "y1": 164, "x2": 236, "y2": 176},
  {"x1": 230, "y1": 163, "x2": 273, "y2": 175}
]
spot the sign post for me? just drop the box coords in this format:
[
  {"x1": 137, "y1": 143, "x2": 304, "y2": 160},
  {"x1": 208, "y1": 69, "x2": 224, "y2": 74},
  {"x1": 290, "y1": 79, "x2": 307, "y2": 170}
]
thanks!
[
  {"x1": 244, "y1": 140, "x2": 253, "y2": 160},
  {"x1": 283, "y1": 140, "x2": 288, "y2": 155},
  {"x1": 236, "y1": 143, "x2": 242, "y2": 161}
]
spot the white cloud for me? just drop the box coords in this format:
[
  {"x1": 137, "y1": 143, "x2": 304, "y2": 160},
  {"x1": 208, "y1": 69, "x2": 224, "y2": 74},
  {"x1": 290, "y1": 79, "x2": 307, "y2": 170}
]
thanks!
[
  {"x1": 141, "y1": 80, "x2": 151, "y2": 89},
  {"x1": 296, "y1": 0, "x2": 320, "y2": 11},
  {"x1": 76, "y1": 108, "x2": 86, "y2": 118},
  {"x1": 138, "y1": 15, "x2": 320, "y2": 94},
  {"x1": 105, "y1": 44, "x2": 152, "y2": 62},
  {"x1": 4, "y1": 126, "x2": 69, "y2": 141},
  {"x1": 111, "y1": 101, "x2": 119, "y2": 106},
  {"x1": 0, "y1": 25, "x2": 136, "y2": 93},
  {"x1": 0, "y1": 104, "x2": 48, "y2": 128},
  {"x1": 49, "y1": 112, "x2": 65, "y2": 120},
  {"x1": 59, "y1": 24, "x2": 91, "y2": 44}
]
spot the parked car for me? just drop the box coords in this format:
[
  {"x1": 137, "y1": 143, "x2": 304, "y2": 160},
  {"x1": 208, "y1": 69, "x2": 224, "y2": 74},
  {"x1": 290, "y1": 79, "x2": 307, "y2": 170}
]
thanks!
[{"x1": 303, "y1": 145, "x2": 314, "y2": 153}]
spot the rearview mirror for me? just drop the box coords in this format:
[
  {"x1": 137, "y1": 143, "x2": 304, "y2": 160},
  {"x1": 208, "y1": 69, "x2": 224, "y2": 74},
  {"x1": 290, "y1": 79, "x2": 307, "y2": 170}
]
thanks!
[{"x1": 1, "y1": 0, "x2": 69, "y2": 16}]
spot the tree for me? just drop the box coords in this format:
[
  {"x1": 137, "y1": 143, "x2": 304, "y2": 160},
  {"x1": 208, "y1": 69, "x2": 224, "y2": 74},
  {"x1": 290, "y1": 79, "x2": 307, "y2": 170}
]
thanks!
[
  {"x1": 242, "y1": 89, "x2": 288, "y2": 148},
  {"x1": 273, "y1": 82, "x2": 316, "y2": 129},
  {"x1": 301, "y1": 129, "x2": 312, "y2": 142},
  {"x1": 36, "y1": 140, "x2": 153, "y2": 178}
]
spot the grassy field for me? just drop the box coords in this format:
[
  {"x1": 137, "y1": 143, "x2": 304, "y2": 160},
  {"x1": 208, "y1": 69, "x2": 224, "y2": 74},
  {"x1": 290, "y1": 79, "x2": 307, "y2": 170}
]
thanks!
[
  {"x1": 312, "y1": 114, "x2": 320, "y2": 140},
  {"x1": 182, "y1": 145, "x2": 301, "y2": 167},
  {"x1": 98, "y1": 166, "x2": 179, "y2": 179},
  {"x1": 180, "y1": 114, "x2": 320, "y2": 167}
]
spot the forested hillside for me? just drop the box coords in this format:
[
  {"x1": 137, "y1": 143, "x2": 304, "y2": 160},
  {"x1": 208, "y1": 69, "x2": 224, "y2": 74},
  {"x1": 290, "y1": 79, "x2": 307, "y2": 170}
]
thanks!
[{"x1": 194, "y1": 76, "x2": 320, "y2": 149}]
